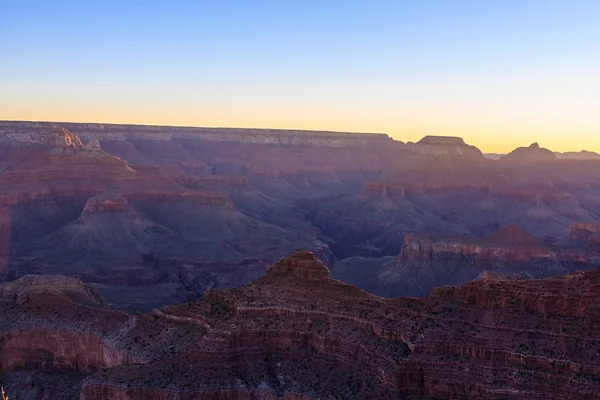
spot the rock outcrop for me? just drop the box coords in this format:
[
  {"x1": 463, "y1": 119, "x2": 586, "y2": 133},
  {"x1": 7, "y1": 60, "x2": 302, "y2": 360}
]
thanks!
[
  {"x1": 265, "y1": 250, "x2": 331, "y2": 280},
  {"x1": 2, "y1": 252, "x2": 600, "y2": 399},
  {"x1": 0, "y1": 275, "x2": 103, "y2": 305},
  {"x1": 333, "y1": 225, "x2": 600, "y2": 297},
  {"x1": 0, "y1": 125, "x2": 339, "y2": 309},
  {"x1": 397, "y1": 225, "x2": 561, "y2": 274},
  {"x1": 307, "y1": 152, "x2": 600, "y2": 250},
  {"x1": 2, "y1": 120, "x2": 600, "y2": 311},
  {"x1": 407, "y1": 135, "x2": 484, "y2": 159},
  {"x1": 566, "y1": 222, "x2": 600, "y2": 249},
  {"x1": 501, "y1": 142, "x2": 557, "y2": 163},
  {"x1": 0, "y1": 121, "x2": 395, "y2": 148},
  {"x1": 431, "y1": 268, "x2": 600, "y2": 318}
]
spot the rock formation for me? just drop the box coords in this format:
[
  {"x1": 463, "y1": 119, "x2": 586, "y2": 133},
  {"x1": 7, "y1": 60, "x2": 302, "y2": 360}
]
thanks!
[
  {"x1": 2, "y1": 252, "x2": 600, "y2": 399},
  {"x1": 0, "y1": 121, "x2": 395, "y2": 149},
  {"x1": 0, "y1": 124, "x2": 341, "y2": 309},
  {"x1": 406, "y1": 135, "x2": 484, "y2": 159},
  {"x1": 265, "y1": 250, "x2": 331, "y2": 280},
  {"x1": 333, "y1": 225, "x2": 600, "y2": 297},
  {"x1": 0, "y1": 274, "x2": 103, "y2": 305},
  {"x1": 1, "y1": 120, "x2": 600, "y2": 310},
  {"x1": 501, "y1": 142, "x2": 557, "y2": 163},
  {"x1": 556, "y1": 150, "x2": 600, "y2": 160},
  {"x1": 566, "y1": 222, "x2": 600, "y2": 250}
]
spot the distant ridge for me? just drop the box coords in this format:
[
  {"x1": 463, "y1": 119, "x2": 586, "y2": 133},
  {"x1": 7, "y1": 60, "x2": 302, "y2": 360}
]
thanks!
[
  {"x1": 3, "y1": 120, "x2": 600, "y2": 157},
  {"x1": 555, "y1": 150, "x2": 600, "y2": 160},
  {"x1": 407, "y1": 135, "x2": 484, "y2": 159},
  {"x1": 0, "y1": 120, "x2": 388, "y2": 138},
  {"x1": 500, "y1": 142, "x2": 557, "y2": 163},
  {"x1": 483, "y1": 153, "x2": 505, "y2": 160}
]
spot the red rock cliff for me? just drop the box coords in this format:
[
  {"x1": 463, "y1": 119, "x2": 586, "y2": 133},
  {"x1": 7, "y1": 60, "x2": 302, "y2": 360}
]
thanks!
[{"x1": 3, "y1": 252, "x2": 600, "y2": 399}]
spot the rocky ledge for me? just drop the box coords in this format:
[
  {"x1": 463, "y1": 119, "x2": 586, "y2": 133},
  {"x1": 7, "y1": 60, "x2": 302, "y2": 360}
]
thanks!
[
  {"x1": 566, "y1": 222, "x2": 600, "y2": 249},
  {"x1": 398, "y1": 225, "x2": 554, "y2": 270},
  {"x1": 0, "y1": 121, "x2": 394, "y2": 149},
  {"x1": 394, "y1": 225, "x2": 600, "y2": 292},
  {"x1": 1, "y1": 252, "x2": 600, "y2": 399},
  {"x1": 332, "y1": 225, "x2": 600, "y2": 298}
]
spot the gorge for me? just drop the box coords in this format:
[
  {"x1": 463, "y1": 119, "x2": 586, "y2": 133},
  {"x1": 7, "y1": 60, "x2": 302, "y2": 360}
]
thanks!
[{"x1": 2, "y1": 121, "x2": 600, "y2": 310}]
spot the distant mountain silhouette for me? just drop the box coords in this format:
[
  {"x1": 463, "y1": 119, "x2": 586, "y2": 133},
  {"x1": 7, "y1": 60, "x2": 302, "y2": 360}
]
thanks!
[
  {"x1": 500, "y1": 142, "x2": 557, "y2": 163},
  {"x1": 555, "y1": 150, "x2": 600, "y2": 160}
]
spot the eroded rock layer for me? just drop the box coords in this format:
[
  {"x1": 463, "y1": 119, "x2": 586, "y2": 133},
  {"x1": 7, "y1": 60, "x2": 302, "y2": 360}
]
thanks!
[
  {"x1": 1, "y1": 253, "x2": 600, "y2": 399},
  {"x1": 2, "y1": 120, "x2": 600, "y2": 310},
  {"x1": 333, "y1": 225, "x2": 600, "y2": 297}
]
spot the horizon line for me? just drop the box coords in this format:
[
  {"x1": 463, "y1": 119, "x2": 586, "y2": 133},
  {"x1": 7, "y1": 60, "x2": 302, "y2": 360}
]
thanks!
[
  {"x1": 0, "y1": 118, "x2": 388, "y2": 137},
  {"x1": 0, "y1": 118, "x2": 596, "y2": 155}
]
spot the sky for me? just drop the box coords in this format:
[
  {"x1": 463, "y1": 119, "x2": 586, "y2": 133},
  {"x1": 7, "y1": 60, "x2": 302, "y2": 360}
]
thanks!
[{"x1": 2, "y1": 0, "x2": 600, "y2": 153}]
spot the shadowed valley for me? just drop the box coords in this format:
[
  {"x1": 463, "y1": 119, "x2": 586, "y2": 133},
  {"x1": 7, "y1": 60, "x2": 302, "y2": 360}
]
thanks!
[{"x1": 2, "y1": 121, "x2": 600, "y2": 310}]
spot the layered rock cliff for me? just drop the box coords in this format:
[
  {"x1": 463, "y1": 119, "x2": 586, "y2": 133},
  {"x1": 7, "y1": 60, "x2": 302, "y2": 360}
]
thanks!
[
  {"x1": 566, "y1": 222, "x2": 600, "y2": 250},
  {"x1": 2, "y1": 120, "x2": 600, "y2": 312},
  {"x1": 406, "y1": 135, "x2": 484, "y2": 159},
  {"x1": 0, "y1": 121, "x2": 395, "y2": 148},
  {"x1": 0, "y1": 125, "x2": 338, "y2": 309},
  {"x1": 307, "y1": 152, "x2": 600, "y2": 250},
  {"x1": 2, "y1": 252, "x2": 600, "y2": 399},
  {"x1": 333, "y1": 225, "x2": 600, "y2": 297}
]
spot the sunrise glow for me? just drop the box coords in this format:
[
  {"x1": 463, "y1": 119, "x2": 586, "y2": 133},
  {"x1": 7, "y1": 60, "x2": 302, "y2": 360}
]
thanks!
[{"x1": 3, "y1": 0, "x2": 600, "y2": 153}]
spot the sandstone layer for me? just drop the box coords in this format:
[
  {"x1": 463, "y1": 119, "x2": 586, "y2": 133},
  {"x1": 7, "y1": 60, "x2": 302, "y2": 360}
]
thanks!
[
  {"x1": 333, "y1": 225, "x2": 600, "y2": 297},
  {"x1": 407, "y1": 135, "x2": 484, "y2": 159},
  {"x1": 2, "y1": 121, "x2": 600, "y2": 310},
  {"x1": 1, "y1": 252, "x2": 600, "y2": 399}
]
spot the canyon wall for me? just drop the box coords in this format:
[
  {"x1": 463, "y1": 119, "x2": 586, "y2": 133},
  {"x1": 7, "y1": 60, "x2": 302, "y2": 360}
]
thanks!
[
  {"x1": 2, "y1": 120, "x2": 600, "y2": 311},
  {"x1": 2, "y1": 253, "x2": 600, "y2": 399}
]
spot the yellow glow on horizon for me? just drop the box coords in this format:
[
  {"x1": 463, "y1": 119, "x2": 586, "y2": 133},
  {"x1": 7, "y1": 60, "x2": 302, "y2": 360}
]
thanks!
[
  {"x1": 2, "y1": 73, "x2": 599, "y2": 154},
  {"x1": 2, "y1": 107, "x2": 599, "y2": 154}
]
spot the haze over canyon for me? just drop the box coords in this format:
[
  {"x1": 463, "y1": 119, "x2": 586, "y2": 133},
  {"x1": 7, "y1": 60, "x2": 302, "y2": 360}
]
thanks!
[{"x1": 1, "y1": 120, "x2": 600, "y2": 399}]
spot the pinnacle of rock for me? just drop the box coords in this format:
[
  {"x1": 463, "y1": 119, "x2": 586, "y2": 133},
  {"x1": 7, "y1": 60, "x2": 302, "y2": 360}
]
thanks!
[{"x1": 266, "y1": 251, "x2": 331, "y2": 280}]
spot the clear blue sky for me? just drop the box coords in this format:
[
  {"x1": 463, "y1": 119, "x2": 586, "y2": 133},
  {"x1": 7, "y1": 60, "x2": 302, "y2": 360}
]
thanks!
[{"x1": 2, "y1": 0, "x2": 600, "y2": 152}]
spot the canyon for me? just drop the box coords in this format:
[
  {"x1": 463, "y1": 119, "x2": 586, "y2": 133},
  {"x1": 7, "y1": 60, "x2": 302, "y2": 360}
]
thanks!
[
  {"x1": 333, "y1": 224, "x2": 600, "y2": 297},
  {"x1": 1, "y1": 251, "x2": 600, "y2": 399},
  {"x1": 2, "y1": 121, "x2": 600, "y2": 398},
  {"x1": 1, "y1": 121, "x2": 600, "y2": 310}
]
